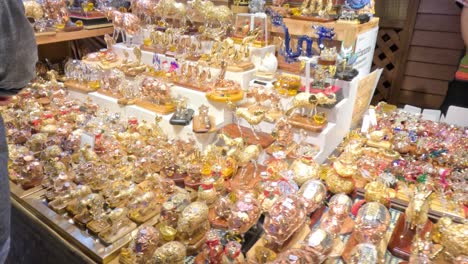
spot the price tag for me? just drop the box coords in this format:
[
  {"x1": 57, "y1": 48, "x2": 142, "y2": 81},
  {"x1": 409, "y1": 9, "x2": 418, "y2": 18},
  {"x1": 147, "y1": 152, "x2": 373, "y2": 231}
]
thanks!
[
  {"x1": 361, "y1": 115, "x2": 370, "y2": 133},
  {"x1": 80, "y1": 132, "x2": 95, "y2": 149},
  {"x1": 369, "y1": 108, "x2": 377, "y2": 126}
]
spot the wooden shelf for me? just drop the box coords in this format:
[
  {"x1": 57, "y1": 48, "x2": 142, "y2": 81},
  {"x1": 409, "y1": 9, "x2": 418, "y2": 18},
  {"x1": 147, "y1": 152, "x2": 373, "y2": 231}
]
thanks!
[
  {"x1": 36, "y1": 27, "x2": 114, "y2": 45},
  {"x1": 270, "y1": 17, "x2": 380, "y2": 46}
]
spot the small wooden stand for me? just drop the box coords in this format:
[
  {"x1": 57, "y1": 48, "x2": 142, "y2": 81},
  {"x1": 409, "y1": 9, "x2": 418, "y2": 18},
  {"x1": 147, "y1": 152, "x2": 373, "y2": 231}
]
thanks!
[
  {"x1": 341, "y1": 230, "x2": 391, "y2": 263},
  {"x1": 246, "y1": 223, "x2": 311, "y2": 262},
  {"x1": 98, "y1": 220, "x2": 137, "y2": 246},
  {"x1": 309, "y1": 205, "x2": 326, "y2": 228},
  {"x1": 388, "y1": 214, "x2": 433, "y2": 260},
  {"x1": 227, "y1": 163, "x2": 266, "y2": 193},
  {"x1": 140, "y1": 44, "x2": 166, "y2": 54},
  {"x1": 128, "y1": 205, "x2": 161, "y2": 224},
  {"x1": 220, "y1": 124, "x2": 275, "y2": 149},
  {"x1": 87, "y1": 219, "x2": 111, "y2": 236},
  {"x1": 208, "y1": 208, "x2": 229, "y2": 230},
  {"x1": 277, "y1": 56, "x2": 311, "y2": 75},
  {"x1": 97, "y1": 89, "x2": 136, "y2": 105},
  {"x1": 64, "y1": 80, "x2": 98, "y2": 93},
  {"x1": 173, "y1": 81, "x2": 209, "y2": 92},
  {"x1": 227, "y1": 61, "x2": 255, "y2": 72},
  {"x1": 290, "y1": 15, "x2": 337, "y2": 23},
  {"x1": 135, "y1": 100, "x2": 176, "y2": 114},
  {"x1": 193, "y1": 115, "x2": 217, "y2": 133},
  {"x1": 319, "y1": 211, "x2": 355, "y2": 235},
  {"x1": 206, "y1": 90, "x2": 244, "y2": 103},
  {"x1": 288, "y1": 114, "x2": 328, "y2": 133},
  {"x1": 73, "y1": 211, "x2": 93, "y2": 229}
]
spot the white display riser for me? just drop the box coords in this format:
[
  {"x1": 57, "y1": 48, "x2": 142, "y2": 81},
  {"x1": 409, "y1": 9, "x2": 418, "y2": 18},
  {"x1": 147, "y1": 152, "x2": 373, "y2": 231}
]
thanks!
[
  {"x1": 112, "y1": 43, "x2": 275, "y2": 89},
  {"x1": 237, "y1": 75, "x2": 358, "y2": 164},
  {"x1": 240, "y1": 82, "x2": 350, "y2": 164},
  {"x1": 66, "y1": 89, "x2": 228, "y2": 147}
]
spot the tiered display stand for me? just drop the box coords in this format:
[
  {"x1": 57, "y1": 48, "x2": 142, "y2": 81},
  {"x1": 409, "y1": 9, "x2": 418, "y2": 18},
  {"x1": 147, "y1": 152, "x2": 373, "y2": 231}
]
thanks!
[{"x1": 9, "y1": 16, "x2": 384, "y2": 264}]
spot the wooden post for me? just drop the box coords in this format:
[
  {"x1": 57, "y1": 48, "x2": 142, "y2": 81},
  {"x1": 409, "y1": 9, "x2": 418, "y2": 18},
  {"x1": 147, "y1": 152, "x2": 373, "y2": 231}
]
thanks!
[{"x1": 387, "y1": 0, "x2": 421, "y2": 104}]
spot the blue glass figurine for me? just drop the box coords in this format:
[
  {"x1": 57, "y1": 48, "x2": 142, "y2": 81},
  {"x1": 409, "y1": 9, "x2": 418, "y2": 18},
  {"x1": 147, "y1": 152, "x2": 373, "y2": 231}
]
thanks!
[
  {"x1": 314, "y1": 26, "x2": 335, "y2": 51},
  {"x1": 271, "y1": 11, "x2": 314, "y2": 63},
  {"x1": 345, "y1": 0, "x2": 371, "y2": 10}
]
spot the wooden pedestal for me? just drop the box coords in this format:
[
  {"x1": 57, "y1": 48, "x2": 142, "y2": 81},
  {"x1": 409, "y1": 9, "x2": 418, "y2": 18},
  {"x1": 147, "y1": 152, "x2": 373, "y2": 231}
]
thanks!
[
  {"x1": 388, "y1": 214, "x2": 433, "y2": 261},
  {"x1": 193, "y1": 115, "x2": 217, "y2": 133},
  {"x1": 135, "y1": 100, "x2": 176, "y2": 114},
  {"x1": 227, "y1": 163, "x2": 266, "y2": 193},
  {"x1": 246, "y1": 223, "x2": 311, "y2": 262},
  {"x1": 64, "y1": 80, "x2": 98, "y2": 93},
  {"x1": 227, "y1": 61, "x2": 255, "y2": 72},
  {"x1": 290, "y1": 15, "x2": 337, "y2": 23},
  {"x1": 220, "y1": 124, "x2": 275, "y2": 149},
  {"x1": 140, "y1": 44, "x2": 166, "y2": 54},
  {"x1": 208, "y1": 208, "x2": 229, "y2": 230},
  {"x1": 173, "y1": 81, "x2": 209, "y2": 92},
  {"x1": 128, "y1": 205, "x2": 161, "y2": 224},
  {"x1": 97, "y1": 90, "x2": 136, "y2": 105},
  {"x1": 277, "y1": 56, "x2": 305, "y2": 75},
  {"x1": 288, "y1": 114, "x2": 327, "y2": 133},
  {"x1": 206, "y1": 90, "x2": 244, "y2": 103},
  {"x1": 98, "y1": 220, "x2": 137, "y2": 246}
]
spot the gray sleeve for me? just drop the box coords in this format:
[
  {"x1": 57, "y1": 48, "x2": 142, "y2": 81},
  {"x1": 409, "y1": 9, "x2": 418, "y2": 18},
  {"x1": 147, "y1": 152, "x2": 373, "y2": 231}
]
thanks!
[{"x1": 0, "y1": 0, "x2": 38, "y2": 96}]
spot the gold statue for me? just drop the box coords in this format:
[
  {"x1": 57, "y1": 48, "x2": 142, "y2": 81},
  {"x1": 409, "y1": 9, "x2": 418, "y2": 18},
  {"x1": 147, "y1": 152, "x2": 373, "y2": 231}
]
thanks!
[{"x1": 431, "y1": 217, "x2": 468, "y2": 262}]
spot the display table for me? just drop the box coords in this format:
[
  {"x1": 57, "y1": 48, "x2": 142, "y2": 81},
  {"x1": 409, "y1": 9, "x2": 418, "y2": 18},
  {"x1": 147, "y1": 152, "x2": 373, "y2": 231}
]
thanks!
[{"x1": 36, "y1": 27, "x2": 114, "y2": 45}]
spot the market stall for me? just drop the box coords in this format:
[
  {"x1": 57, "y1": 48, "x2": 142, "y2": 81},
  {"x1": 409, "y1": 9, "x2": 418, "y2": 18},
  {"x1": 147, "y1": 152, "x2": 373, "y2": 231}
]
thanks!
[{"x1": 5, "y1": 0, "x2": 467, "y2": 263}]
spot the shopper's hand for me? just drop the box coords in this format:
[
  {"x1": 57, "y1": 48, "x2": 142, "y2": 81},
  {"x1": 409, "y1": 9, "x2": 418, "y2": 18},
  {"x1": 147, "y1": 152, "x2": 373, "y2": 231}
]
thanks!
[{"x1": 0, "y1": 96, "x2": 12, "y2": 106}]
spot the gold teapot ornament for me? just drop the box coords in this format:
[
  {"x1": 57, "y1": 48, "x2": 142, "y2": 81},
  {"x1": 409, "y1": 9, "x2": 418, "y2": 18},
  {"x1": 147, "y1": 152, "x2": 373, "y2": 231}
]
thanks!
[
  {"x1": 290, "y1": 151, "x2": 320, "y2": 186},
  {"x1": 431, "y1": 217, "x2": 468, "y2": 262},
  {"x1": 152, "y1": 241, "x2": 186, "y2": 264},
  {"x1": 176, "y1": 201, "x2": 210, "y2": 252}
]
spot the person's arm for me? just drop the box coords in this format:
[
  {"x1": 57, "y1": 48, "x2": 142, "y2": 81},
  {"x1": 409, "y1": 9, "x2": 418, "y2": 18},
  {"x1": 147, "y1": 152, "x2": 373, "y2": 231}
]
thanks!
[{"x1": 0, "y1": 0, "x2": 38, "y2": 97}]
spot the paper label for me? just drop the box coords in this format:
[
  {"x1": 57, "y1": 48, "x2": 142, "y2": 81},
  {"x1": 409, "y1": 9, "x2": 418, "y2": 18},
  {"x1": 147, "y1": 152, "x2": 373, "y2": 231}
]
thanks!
[
  {"x1": 361, "y1": 115, "x2": 370, "y2": 133},
  {"x1": 369, "y1": 108, "x2": 377, "y2": 126},
  {"x1": 80, "y1": 132, "x2": 95, "y2": 149}
]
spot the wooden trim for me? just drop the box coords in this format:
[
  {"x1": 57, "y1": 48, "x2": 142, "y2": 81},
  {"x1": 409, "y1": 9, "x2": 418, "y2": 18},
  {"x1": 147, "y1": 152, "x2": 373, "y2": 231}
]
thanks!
[
  {"x1": 415, "y1": 14, "x2": 461, "y2": 33},
  {"x1": 411, "y1": 30, "x2": 465, "y2": 50},
  {"x1": 401, "y1": 76, "x2": 448, "y2": 95},
  {"x1": 408, "y1": 46, "x2": 463, "y2": 66},
  {"x1": 379, "y1": 19, "x2": 406, "y2": 29},
  {"x1": 388, "y1": 0, "x2": 421, "y2": 103},
  {"x1": 398, "y1": 90, "x2": 445, "y2": 109},
  {"x1": 405, "y1": 61, "x2": 458, "y2": 81},
  {"x1": 418, "y1": 0, "x2": 461, "y2": 15},
  {"x1": 36, "y1": 27, "x2": 114, "y2": 45}
]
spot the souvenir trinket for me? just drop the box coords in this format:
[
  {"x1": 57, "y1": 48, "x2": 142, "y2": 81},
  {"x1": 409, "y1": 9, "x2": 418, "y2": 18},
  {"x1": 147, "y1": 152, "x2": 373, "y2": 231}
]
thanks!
[
  {"x1": 347, "y1": 243, "x2": 379, "y2": 264},
  {"x1": 176, "y1": 201, "x2": 210, "y2": 254},
  {"x1": 388, "y1": 185, "x2": 434, "y2": 260},
  {"x1": 296, "y1": 180, "x2": 327, "y2": 215},
  {"x1": 319, "y1": 193, "x2": 354, "y2": 235},
  {"x1": 98, "y1": 208, "x2": 137, "y2": 245},
  {"x1": 228, "y1": 193, "x2": 262, "y2": 235},
  {"x1": 287, "y1": 92, "x2": 333, "y2": 132},
  {"x1": 205, "y1": 61, "x2": 243, "y2": 103},
  {"x1": 136, "y1": 76, "x2": 176, "y2": 114},
  {"x1": 152, "y1": 241, "x2": 186, "y2": 264},
  {"x1": 128, "y1": 192, "x2": 161, "y2": 224},
  {"x1": 193, "y1": 105, "x2": 216, "y2": 133},
  {"x1": 170, "y1": 97, "x2": 194, "y2": 126},
  {"x1": 342, "y1": 202, "x2": 391, "y2": 263},
  {"x1": 290, "y1": 152, "x2": 320, "y2": 186},
  {"x1": 119, "y1": 48, "x2": 148, "y2": 77},
  {"x1": 263, "y1": 195, "x2": 308, "y2": 251},
  {"x1": 222, "y1": 241, "x2": 245, "y2": 263},
  {"x1": 120, "y1": 226, "x2": 160, "y2": 264},
  {"x1": 431, "y1": 217, "x2": 468, "y2": 263},
  {"x1": 301, "y1": 228, "x2": 334, "y2": 262}
]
